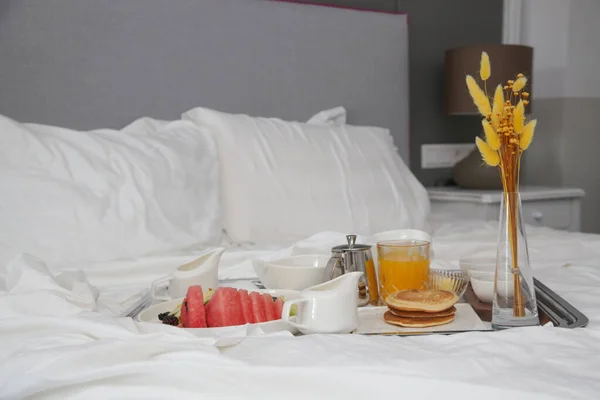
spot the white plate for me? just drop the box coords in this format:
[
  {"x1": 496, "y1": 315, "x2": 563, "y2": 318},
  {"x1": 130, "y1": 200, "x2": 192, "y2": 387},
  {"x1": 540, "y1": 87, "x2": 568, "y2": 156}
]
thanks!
[
  {"x1": 137, "y1": 289, "x2": 301, "y2": 336},
  {"x1": 353, "y1": 304, "x2": 489, "y2": 335}
]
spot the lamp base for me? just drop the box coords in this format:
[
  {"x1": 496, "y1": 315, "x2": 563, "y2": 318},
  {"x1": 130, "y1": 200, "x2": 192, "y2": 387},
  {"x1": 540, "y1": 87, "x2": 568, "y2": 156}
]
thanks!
[{"x1": 452, "y1": 148, "x2": 503, "y2": 190}]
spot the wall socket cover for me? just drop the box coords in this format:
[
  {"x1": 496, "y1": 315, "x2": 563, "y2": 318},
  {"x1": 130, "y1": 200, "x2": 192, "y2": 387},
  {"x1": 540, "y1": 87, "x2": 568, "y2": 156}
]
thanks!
[{"x1": 421, "y1": 143, "x2": 475, "y2": 169}]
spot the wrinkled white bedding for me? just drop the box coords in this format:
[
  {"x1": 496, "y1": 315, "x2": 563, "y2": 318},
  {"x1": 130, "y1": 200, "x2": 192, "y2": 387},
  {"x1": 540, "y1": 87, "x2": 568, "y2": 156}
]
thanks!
[{"x1": 1, "y1": 218, "x2": 600, "y2": 399}]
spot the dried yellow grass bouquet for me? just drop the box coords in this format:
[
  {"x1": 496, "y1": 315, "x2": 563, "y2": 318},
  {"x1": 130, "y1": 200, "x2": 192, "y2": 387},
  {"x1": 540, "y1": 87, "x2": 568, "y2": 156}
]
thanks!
[
  {"x1": 465, "y1": 52, "x2": 538, "y2": 318},
  {"x1": 465, "y1": 51, "x2": 537, "y2": 193}
]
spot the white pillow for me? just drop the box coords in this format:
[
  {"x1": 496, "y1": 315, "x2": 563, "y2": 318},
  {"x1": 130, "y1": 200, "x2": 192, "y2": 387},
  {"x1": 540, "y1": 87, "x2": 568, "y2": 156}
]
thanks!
[
  {"x1": 306, "y1": 106, "x2": 347, "y2": 125},
  {"x1": 0, "y1": 115, "x2": 221, "y2": 268},
  {"x1": 182, "y1": 106, "x2": 429, "y2": 246}
]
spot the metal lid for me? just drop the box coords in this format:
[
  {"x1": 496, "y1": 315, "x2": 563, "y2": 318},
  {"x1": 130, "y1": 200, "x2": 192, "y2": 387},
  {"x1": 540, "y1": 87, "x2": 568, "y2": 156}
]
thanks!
[{"x1": 331, "y1": 234, "x2": 371, "y2": 252}]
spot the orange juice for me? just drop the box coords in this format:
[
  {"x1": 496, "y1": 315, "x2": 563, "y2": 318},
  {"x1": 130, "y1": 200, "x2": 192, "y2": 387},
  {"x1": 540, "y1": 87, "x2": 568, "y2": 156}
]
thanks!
[
  {"x1": 364, "y1": 258, "x2": 379, "y2": 305},
  {"x1": 377, "y1": 240, "x2": 430, "y2": 303}
]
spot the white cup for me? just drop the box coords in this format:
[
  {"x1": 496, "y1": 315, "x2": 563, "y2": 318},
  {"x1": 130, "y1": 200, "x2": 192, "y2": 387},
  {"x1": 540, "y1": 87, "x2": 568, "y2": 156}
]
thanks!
[
  {"x1": 281, "y1": 272, "x2": 362, "y2": 334},
  {"x1": 150, "y1": 247, "x2": 224, "y2": 301}
]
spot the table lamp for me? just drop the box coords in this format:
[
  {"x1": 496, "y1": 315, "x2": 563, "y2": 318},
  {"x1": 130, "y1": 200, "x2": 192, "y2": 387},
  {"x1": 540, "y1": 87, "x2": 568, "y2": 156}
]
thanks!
[{"x1": 444, "y1": 44, "x2": 533, "y2": 190}]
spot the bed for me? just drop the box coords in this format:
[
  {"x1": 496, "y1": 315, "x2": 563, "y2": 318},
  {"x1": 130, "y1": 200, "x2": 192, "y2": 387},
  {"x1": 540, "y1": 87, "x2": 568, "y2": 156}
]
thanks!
[{"x1": 1, "y1": 1, "x2": 600, "y2": 399}]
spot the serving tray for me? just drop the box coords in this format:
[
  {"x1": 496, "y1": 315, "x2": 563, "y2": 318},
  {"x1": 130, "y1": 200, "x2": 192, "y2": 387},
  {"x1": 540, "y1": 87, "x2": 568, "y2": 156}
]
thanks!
[
  {"x1": 355, "y1": 278, "x2": 588, "y2": 336},
  {"x1": 128, "y1": 278, "x2": 588, "y2": 336}
]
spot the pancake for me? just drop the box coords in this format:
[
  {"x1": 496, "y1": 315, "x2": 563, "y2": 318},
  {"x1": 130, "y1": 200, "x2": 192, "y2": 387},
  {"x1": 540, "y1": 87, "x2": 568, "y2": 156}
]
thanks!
[
  {"x1": 388, "y1": 306, "x2": 456, "y2": 318},
  {"x1": 383, "y1": 311, "x2": 455, "y2": 328},
  {"x1": 385, "y1": 289, "x2": 458, "y2": 313}
]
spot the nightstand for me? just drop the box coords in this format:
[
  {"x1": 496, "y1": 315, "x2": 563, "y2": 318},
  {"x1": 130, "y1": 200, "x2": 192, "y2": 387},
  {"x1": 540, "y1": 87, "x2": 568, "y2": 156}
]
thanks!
[{"x1": 427, "y1": 186, "x2": 585, "y2": 232}]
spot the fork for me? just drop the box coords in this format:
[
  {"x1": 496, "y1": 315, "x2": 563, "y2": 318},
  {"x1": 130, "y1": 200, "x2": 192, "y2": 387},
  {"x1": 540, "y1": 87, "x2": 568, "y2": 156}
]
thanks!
[{"x1": 122, "y1": 292, "x2": 152, "y2": 319}]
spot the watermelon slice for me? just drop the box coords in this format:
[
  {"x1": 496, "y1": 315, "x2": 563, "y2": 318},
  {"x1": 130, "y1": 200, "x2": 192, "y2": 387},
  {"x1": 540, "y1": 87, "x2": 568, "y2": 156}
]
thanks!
[
  {"x1": 273, "y1": 298, "x2": 284, "y2": 320},
  {"x1": 182, "y1": 286, "x2": 207, "y2": 328},
  {"x1": 249, "y1": 291, "x2": 268, "y2": 323},
  {"x1": 238, "y1": 289, "x2": 254, "y2": 324},
  {"x1": 180, "y1": 299, "x2": 188, "y2": 327},
  {"x1": 261, "y1": 293, "x2": 277, "y2": 321},
  {"x1": 206, "y1": 287, "x2": 245, "y2": 328}
]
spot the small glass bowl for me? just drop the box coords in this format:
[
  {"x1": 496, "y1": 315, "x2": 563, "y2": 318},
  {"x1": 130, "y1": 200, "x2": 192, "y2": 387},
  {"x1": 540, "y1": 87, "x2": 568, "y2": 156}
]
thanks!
[{"x1": 428, "y1": 268, "x2": 469, "y2": 298}]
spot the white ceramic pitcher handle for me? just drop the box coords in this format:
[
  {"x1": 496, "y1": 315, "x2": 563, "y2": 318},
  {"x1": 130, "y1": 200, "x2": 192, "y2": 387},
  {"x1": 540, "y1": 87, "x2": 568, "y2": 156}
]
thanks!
[
  {"x1": 281, "y1": 298, "x2": 310, "y2": 330},
  {"x1": 150, "y1": 275, "x2": 172, "y2": 302}
]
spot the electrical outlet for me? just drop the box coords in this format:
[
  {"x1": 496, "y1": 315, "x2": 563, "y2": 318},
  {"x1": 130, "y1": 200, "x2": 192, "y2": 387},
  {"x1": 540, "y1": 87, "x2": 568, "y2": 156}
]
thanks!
[{"x1": 421, "y1": 143, "x2": 475, "y2": 169}]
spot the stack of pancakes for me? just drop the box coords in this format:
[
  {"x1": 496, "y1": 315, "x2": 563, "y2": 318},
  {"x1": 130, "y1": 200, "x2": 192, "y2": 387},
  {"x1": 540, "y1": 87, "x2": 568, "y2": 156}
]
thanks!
[{"x1": 383, "y1": 289, "x2": 459, "y2": 328}]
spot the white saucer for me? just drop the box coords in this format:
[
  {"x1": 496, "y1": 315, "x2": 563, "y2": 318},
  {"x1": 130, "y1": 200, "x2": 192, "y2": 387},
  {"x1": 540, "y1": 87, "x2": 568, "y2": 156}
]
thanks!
[{"x1": 138, "y1": 288, "x2": 301, "y2": 336}]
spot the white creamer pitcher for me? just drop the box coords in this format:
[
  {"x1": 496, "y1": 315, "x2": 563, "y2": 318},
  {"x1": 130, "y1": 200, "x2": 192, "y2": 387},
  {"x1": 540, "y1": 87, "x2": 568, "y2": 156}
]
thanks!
[
  {"x1": 150, "y1": 247, "x2": 226, "y2": 301},
  {"x1": 281, "y1": 271, "x2": 362, "y2": 334}
]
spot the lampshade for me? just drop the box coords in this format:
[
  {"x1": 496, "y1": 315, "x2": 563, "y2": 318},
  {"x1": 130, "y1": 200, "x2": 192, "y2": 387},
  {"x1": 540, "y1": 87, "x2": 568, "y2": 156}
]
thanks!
[{"x1": 444, "y1": 44, "x2": 534, "y2": 115}]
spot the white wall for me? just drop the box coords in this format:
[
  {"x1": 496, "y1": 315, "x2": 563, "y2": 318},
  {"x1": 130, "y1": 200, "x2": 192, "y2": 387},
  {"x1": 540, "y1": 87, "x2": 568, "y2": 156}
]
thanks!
[
  {"x1": 521, "y1": 0, "x2": 600, "y2": 98},
  {"x1": 521, "y1": 0, "x2": 570, "y2": 98},
  {"x1": 518, "y1": 0, "x2": 600, "y2": 233},
  {"x1": 564, "y1": 1, "x2": 600, "y2": 98}
]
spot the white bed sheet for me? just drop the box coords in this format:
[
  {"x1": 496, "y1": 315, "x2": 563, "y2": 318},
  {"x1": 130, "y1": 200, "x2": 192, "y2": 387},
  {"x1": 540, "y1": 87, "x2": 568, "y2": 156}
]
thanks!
[{"x1": 1, "y1": 218, "x2": 600, "y2": 399}]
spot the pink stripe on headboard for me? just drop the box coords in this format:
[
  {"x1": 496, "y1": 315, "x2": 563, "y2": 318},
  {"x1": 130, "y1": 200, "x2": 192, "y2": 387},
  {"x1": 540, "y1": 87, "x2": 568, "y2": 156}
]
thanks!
[{"x1": 270, "y1": 0, "x2": 407, "y2": 16}]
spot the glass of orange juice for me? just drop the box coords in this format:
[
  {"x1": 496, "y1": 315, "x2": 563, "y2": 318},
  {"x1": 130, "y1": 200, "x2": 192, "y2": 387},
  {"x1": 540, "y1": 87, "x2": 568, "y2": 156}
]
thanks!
[{"x1": 377, "y1": 240, "x2": 430, "y2": 304}]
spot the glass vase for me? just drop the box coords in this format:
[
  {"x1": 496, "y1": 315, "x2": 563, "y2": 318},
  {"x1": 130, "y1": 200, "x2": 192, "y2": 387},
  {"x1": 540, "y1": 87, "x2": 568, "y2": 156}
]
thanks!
[{"x1": 492, "y1": 192, "x2": 540, "y2": 329}]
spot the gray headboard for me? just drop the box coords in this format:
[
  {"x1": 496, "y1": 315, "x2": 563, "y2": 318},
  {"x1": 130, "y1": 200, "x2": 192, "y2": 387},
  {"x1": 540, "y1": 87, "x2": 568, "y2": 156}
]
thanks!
[{"x1": 0, "y1": 0, "x2": 410, "y2": 161}]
